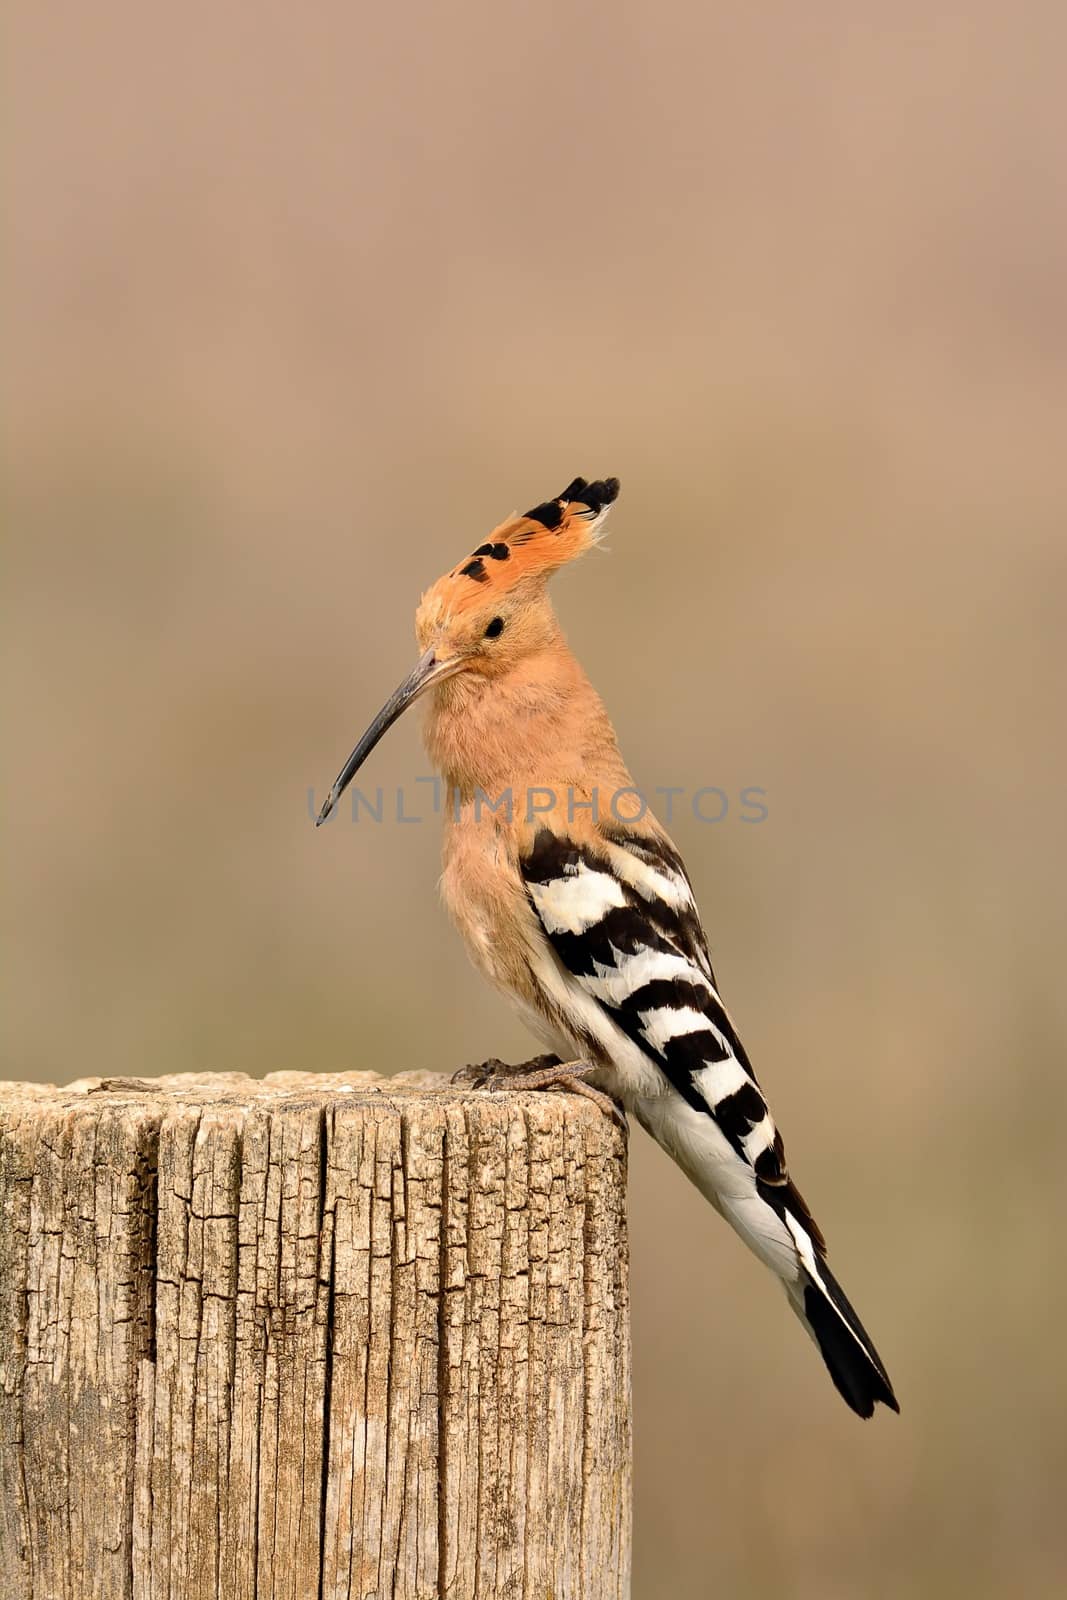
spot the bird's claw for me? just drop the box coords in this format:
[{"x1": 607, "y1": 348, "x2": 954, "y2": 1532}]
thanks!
[
  {"x1": 452, "y1": 1053, "x2": 559, "y2": 1090},
  {"x1": 451, "y1": 1055, "x2": 627, "y2": 1131}
]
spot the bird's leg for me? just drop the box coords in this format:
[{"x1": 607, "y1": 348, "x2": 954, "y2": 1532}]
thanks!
[{"x1": 452, "y1": 1055, "x2": 627, "y2": 1129}]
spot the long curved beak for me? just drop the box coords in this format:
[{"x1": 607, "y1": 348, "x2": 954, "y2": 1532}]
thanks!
[{"x1": 316, "y1": 647, "x2": 460, "y2": 826}]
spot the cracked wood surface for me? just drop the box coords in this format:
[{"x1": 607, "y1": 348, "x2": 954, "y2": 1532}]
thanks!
[{"x1": 0, "y1": 1072, "x2": 631, "y2": 1600}]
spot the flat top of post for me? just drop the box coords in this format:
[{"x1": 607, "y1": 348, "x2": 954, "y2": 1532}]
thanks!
[
  {"x1": 0, "y1": 1070, "x2": 626, "y2": 1147},
  {"x1": 6, "y1": 1069, "x2": 449, "y2": 1103}
]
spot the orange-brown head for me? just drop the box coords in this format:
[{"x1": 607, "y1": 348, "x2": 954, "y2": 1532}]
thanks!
[
  {"x1": 415, "y1": 475, "x2": 618, "y2": 672},
  {"x1": 316, "y1": 477, "x2": 619, "y2": 823}
]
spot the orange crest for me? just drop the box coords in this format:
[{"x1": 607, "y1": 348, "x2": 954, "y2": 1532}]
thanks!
[{"x1": 421, "y1": 476, "x2": 619, "y2": 618}]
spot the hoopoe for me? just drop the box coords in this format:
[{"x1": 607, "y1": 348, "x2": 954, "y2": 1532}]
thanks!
[{"x1": 317, "y1": 476, "x2": 899, "y2": 1419}]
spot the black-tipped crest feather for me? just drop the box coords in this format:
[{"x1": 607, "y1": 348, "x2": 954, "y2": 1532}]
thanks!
[{"x1": 524, "y1": 475, "x2": 620, "y2": 529}]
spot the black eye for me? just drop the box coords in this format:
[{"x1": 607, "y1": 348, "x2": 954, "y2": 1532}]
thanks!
[{"x1": 484, "y1": 616, "x2": 505, "y2": 639}]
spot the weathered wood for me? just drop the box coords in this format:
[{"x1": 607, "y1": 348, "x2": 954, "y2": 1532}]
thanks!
[{"x1": 0, "y1": 1072, "x2": 631, "y2": 1600}]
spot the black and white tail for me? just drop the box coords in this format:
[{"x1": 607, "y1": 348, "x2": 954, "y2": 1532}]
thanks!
[
  {"x1": 776, "y1": 1182, "x2": 899, "y2": 1418},
  {"x1": 789, "y1": 1256, "x2": 898, "y2": 1418}
]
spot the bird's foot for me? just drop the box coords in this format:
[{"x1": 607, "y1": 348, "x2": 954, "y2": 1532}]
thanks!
[
  {"x1": 452, "y1": 1052, "x2": 562, "y2": 1089},
  {"x1": 452, "y1": 1055, "x2": 627, "y2": 1130}
]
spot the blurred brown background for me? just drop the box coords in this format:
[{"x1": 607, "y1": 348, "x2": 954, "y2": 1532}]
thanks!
[{"x1": 6, "y1": 3, "x2": 1067, "y2": 1595}]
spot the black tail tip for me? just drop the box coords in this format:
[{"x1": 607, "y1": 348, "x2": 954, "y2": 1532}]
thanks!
[{"x1": 803, "y1": 1282, "x2": 900, "y2": 1420}]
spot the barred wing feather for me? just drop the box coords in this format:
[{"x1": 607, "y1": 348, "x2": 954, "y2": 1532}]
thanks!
[{"x1": 520, "y1": 823, "x2": 898, "y2": 1418}]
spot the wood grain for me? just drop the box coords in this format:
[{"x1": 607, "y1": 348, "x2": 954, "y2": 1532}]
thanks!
[{"x1": 0, "y1": 1072, "x2": 631, "y2": 1599}]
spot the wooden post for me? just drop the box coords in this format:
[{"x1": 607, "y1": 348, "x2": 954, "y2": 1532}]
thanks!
[{"x1": 0, "y1": 1071, "x2": 631, "y2": 1600}]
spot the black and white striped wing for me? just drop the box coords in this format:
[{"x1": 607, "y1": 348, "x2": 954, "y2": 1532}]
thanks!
[
  {"x1": 521, "y1": 824, "x2": 798, "y2": 1203},
  {"x1": 520, "y1": 823, "x2": 899, "y2": 1419},
  {"x1": 518, "y1": 825, "x2": 902, "y2": 1414}
]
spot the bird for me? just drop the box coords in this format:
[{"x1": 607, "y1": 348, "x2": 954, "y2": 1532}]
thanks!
[{"x1": 317, "y1": 475, "x2": 899, "y2": 1419}]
